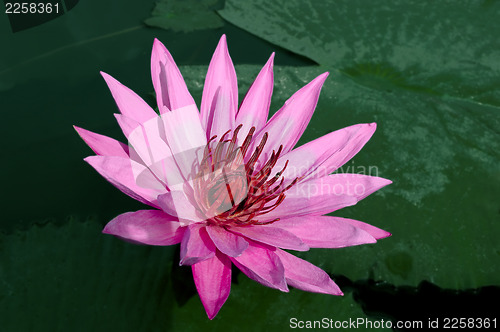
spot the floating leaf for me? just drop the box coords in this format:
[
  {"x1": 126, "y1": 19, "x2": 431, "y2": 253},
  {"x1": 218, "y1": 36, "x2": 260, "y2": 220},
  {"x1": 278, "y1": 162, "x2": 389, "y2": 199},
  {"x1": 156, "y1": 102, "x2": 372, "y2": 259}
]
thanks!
[
  {"x1": 145, "y1": 0, "x2": 225, "y2": 32},
  {"x1": 0, "y1": 217, "x2": 387, "y2": 330}
]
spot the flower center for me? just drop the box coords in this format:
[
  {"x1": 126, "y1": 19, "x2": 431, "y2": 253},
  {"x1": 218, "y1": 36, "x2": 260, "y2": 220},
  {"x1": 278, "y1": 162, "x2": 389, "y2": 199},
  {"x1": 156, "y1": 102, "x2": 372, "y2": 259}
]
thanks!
[{"x1": 192, "y1": 124, "x2": 298, "y2": 227}]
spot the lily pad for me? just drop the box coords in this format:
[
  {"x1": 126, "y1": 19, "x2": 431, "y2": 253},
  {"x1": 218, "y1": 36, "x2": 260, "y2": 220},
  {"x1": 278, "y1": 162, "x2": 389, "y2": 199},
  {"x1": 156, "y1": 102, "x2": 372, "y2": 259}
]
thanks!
[
  {"x1": 0, "y1": 217, "x2": 388, "y2": 331},
  {"x1": 145, "y1": 0, "x2": 225, "y2": 32}
]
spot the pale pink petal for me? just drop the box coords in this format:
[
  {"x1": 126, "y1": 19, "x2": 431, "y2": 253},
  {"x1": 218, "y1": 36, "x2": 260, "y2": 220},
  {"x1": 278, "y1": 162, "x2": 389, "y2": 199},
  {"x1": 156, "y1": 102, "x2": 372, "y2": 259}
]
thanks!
[
  {"x1": 200, "y1": 35, "x2": 238, "y2": 134},
  {"x1": 208, "y1": 85, "x2": 235, "y2": 139},
  {"x1": 230, "y1": 241, "x2": 288, "y2": 291},
  {"x1": 84, "y1": 156, "x2": 165, "y2": 208},
  {"x1": 161, "y1": 105, "x2": 207, "y2": 181},
  {"x1": 180, "y1": 224, "x2": 215, "y2": 266},
  {"x1": 235, "y1": 53, "x2": 274, "y2": 136},
  {"x1": 272, "y1": 123, "x2": 376, "y2": 187},
  {"x1": 341, "y1": 217, "x2": 391, "y2": 240},
  {"x1": 74, "y1": 126, "x2": 129, "y2": 158},
  {"x1": 260, "y1": 174, "x2": 392, "y2": 221},
  {"x1": 114, "y1": 113, "x2": 138, "y2": 138},
  {"x1": 151, "y1": 38, "x2": 197, "y2": 113},
  {"x1": 206, "y1": 225, "x2": 248, "y2": 257},
  {"x1": 275, "y1": 249, "x2": 342, "y2": 295},
  {"x1": 272, "y1": 216, "x2": 381, "y2": 248},
  {"x1": 192, "y1": 251, "x2": 232, "y2": 320},
  {"x1": 247, "y1": 72, "x2": 328, "y2": 167},
  {"x1": 103, "y1": 210, "x2": 184, "y2": 245},
  {"x1": 229, "y1": 225, "x2": 309, "y2": 251},
  {"x1": 157, "y1": 191, "x2": 206, "y2": 226},
  {"x1": 101, "y1": 72, "x2": 157, "y2": 124}
]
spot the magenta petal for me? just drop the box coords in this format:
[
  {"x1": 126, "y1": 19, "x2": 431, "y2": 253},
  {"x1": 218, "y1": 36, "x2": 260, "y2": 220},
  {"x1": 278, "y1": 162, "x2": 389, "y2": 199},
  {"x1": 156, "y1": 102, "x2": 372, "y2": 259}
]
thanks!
[
  {"x1": 100, "y1": 72, "x2": 157, "y2": 124},
  {"x1": 275, "y1": 249, "x2": 342, "y2": 295},
  {"x1": 206, "y1": 225, "x2": 249, "y2": 257},
  {"x1": 235, "y1": 53, "x2": 274, "y2": 136},
  {"x1": 84, "y1": 155, "x2": 164, "y2": 208},
  {"x1": 248, "y1": 72, "x2": 328, "y2": 167},
  {"x1": 229, "y1": 225, "x2": 309, "y2": 251},
  {"x1": 151, "y1": 38, "x2": 196, "y2": 113},
  {"x1": 180, "y1": 224, "x2": 216, "y2": 266},
  {"x1": 74, "y1": 126, "x2": 129, "y2": 158},
  {"x1": 230, "y1": 241, "x2": 288, "y2": 292},
  {"x1": 272, "y1": 216, "x2": 380, "y2": 248},
  {"x1": 200, "y1": 35, "x2": 238, "y2": 134},
  {"x1": 192, "y1": 251, "x2": 232, "y2": 320},
  {"x1": 103, "y1": 210, "x2": 184, "y2": 245}
]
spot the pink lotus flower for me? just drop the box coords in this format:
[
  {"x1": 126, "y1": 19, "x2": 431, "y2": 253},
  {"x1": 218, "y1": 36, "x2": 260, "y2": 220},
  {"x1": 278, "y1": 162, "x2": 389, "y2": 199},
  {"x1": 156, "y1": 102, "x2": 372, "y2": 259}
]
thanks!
[{"x1": 75, "y1": 35, "x2": 391, "y2": 319}]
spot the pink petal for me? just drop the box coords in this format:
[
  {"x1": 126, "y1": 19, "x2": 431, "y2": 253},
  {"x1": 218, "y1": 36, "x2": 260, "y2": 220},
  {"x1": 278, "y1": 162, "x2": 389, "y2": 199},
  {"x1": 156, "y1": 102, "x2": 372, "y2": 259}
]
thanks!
[
  {"x1": 272, "y1": 216, "x2": 382, "y2": 248},
  {"x1": 275, "y1": 249, "x2": 343, "y2": 295},
  {"x1": 273, "y1": 123, "x2": 376, "y2": 187},
  {"x1": 103, "y1": 210, "x2": 185, "y2": 246},
  {"x1": 206, "y1": 225, "x2": 249, "y2": 257},
  {"x1": 260, "y1": 174, "x2": 392, "y2": 221},
  {"x1": 342, "y1": 217, "x2": 391, "y2": 240},
  {"x1": 229, "y1": 225, "x2": 309, "y2": 251},
  {"x1": 161, "y1": 104, "x2": 207, "y2": 181},
  {"x1": 307, "y1": 123, "x2": 378, "y2": 179},
  {"x1": 247, "y1": 72, "x2": 328, "y2": 168},
  {"x1": 230, "y1": 241, "x2": 288, "y2": 292},
  {"x1": 84, "y1": 155, "x2": 165, "y2": 208},
  {"x1": 208, "y1": 85, "x2": 235, "y2": 139},
  {"x1": 157, "y1": 191, "x2": 205, "y2": 226},
  {"x1": 74, "y1": 126, "x2": 129, "y2": 158},
  {"x1": 200, "y1": 35, "x2": 238, "y2": 135},
  {"x1": 114, "y1": 113, "x2": 138, "y2": 138},
  {"x1": 118, "y1": 114, "x2": 177, "y2": 188},
  {"x1": 101, "y1": 72, "x2": 157, "y2": 124},
  {"x1": 192, "y1": 251, "x2": 232, "y2": 320},
  {"x1": 180, "y1": 224, "x2": 215, "y2": 266},
  {"x1": 151, "y1": 38, "x2": 197, "y2": 113},
  {"x1": 235, "y1": 53, "x2": 274, "y2": 137}
]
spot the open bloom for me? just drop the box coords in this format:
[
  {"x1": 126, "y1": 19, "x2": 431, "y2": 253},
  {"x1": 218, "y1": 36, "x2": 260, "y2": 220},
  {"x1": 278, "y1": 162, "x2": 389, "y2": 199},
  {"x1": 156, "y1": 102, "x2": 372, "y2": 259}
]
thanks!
[{"x1": 75, "y1": 35, "x2": 391, "y2": 319}]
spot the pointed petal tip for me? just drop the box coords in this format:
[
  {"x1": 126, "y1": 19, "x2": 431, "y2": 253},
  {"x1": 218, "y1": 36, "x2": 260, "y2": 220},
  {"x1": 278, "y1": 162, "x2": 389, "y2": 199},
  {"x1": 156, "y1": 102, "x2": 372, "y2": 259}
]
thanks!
[
  {"x1": 102, "y1": 225, "x2": 111, "y2": 234},
  {"x1": 317, "y1": 71, "x2": 329, "y2": 82},
  {"x1": 216, "y1": 34, "x2": 228, "y2": 51},
  {"x1": 265, "y1": 53, "x2": 275, "y2": 69},
  {"x1": 306, "y1": 72, "x2": 329, "y2": 90},
  {"x1": 152, "y1": 37, "x2": 167, "y2": 51},
  {"x1": 381, "y1": 231, "x2": 392, "y2": 239}
]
